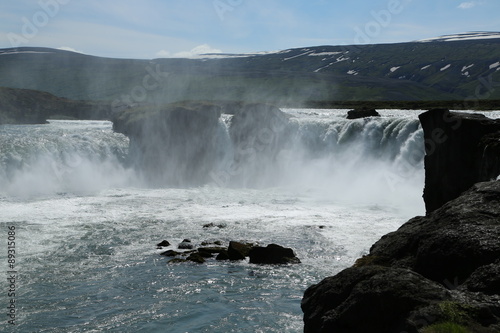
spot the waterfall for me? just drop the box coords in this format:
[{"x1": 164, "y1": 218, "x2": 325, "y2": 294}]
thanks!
[
  {"x1": 0, "y1": 112, "x2": 425, "y2": 205},
  {"x1": 0, "y1": 120, "x2": 132, "y2": 197}
]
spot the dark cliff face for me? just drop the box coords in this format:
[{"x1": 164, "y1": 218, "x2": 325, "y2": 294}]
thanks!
[
  {"x1": 302, "y1": 181, "x2": 500, "y2": 333},
  {"x1": 112, "y1": 101, "x2": 291, "y2": 187},
  {"x1": 418, "y1": 109, "x2": 500, "y2": 213},
  {"x1": 301, "y1": 109, "x2": 500, "y2": 333},
  {"x1": 225, "y1": 103, "x2": 291, "y2": 187},
  {"x1": 0, "y1": 87, "x2": 110, "y2": 124},
  {"x1": 112, "y1": 102, "x2": 223, "y2": 186}
]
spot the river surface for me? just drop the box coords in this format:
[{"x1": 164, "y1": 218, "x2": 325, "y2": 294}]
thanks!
[{"x1": 1, "y1": 109, "x2": 498, "y2": 332}]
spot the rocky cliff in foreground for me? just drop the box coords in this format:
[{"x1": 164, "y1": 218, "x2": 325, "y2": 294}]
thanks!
[
  {"x1": 302, "y1": 108, "x2": 500, "y2": 332},
  {"x1": 302, "y1": 180, "x2": 500, "y2": 333},
  {"x1": 419, "y1": 109, "x2": 500, "y2": 213}
]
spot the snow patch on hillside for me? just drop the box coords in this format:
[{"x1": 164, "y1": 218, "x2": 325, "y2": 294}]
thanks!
[
  {"x1": 308, "y1": 52, "x2": 342, "y2": 57},
  {"x1": 461, "y1": 64, "x2": 474, "y2": 72},
  {"x1": 418, "y1": 32, "x2": 500, "y2": 43},
  {"x1": 0, "y1": 51, "x2": 53, "y2": 56},
  {"x1": 440, "y1": 64, "x2": 451, "y2": 71},
  {"x1": 490, "y1": 62, "x2": 500, "y2": 70},
  {"x1": 283, "y1": 51, "x2": 313, "y2": 61},
  {"x1": 193, "y1": 49, "x2": 292, "y2": 59},
  {"x1": 314, "y1": 63, "x2": 335, "y2": 72}
]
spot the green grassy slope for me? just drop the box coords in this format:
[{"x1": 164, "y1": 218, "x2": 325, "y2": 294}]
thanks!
[{"x1": 0, "y1": 37, "x2": 499, "y2": 108}]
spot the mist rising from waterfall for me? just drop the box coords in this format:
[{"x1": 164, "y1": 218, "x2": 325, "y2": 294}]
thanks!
[
  {"x1": 1, "y1": 111, "x2": 425, "y2": 215},
  {"x1": 0, "y1": 120, "x2": 134, "y2": 197},
  {"x1": 207, "y1": 109, "x2": 425, "y2": 214}
]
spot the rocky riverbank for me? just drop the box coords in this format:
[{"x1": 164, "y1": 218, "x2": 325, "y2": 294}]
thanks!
[
  {"x1": 302, "y1": 109, "x2": 500, "y2": 333},
  {"x1": 302, "y1": 180, "x2": 500, "y2": 332}
]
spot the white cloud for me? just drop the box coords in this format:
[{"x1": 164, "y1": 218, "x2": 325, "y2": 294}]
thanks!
[
  {"x1": 157, "y1": 44, "x2": 223, "y2": 58},
  {"x1": 23, "y1": 19, "x2": 195, "y2": 59},
  {"x1": 155, "y1": 50, "x2": 171, "y2": 58},
  {"x1": 57, "y1": 46, "x2": 83, "y2": 54},
  {"x1": 458, "y1": 2, "x2": 477, "y2": 9}
]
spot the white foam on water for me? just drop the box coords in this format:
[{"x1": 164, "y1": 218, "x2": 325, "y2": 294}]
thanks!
[{"x1": 1, "y1": 109, "x2": 499, "y2": 332}]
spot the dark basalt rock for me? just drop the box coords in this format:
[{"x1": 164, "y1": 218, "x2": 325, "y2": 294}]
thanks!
[
  {"x1": 156, "y1": 240, "x2": 171, "y2": 247},
  {"x1": 186, "y1": 252, "x2": 206, "y2": 264},
  {"x1": 346, "y1": 107, "x2": 380, "y2": 119},
  {"x1": 215, "y1": 250, "x2": 230, "y2": 261},
  {"x1": 178, "y1": 240, "x2": 194, "y2": 250},
  {"x1": 202, "y1": 223, "x2": 227, "y2": 229},
  {"x1": 302, "y1": 266, "x2": 451, "y2": 333},
  {"x1": 419, "y1": 109, "x2": 500, "y2": 213},
  {"x1": 113, "y1": 101, "x2": 223, "y2": 187},
  {"x1": 160, "y1": 250, "x2": 181, "y2": 257},
  {"x1": 162, "y1": 238, "x2": 301, "y2": 266},
  {"x1": 478, "y1": 131, "x2": 500, "y2": 181},
  {"x1": 249, "y1": 244, "x2": 301, "y2": 264},
  {"x1": 369, "y1": 181, "x2": 500, "y2": 284},
  {"x1": 112, "y1": 101, "x2": 292, "y2": 187},
  {"x1": 465, "y1": 260, "x2": 500, "y2": 295},
  {"x1": 302, "y1": 181, "x2": 500, "y2": 333},
  {"x1": 227, "y1": 241, "x2": 253, "y2": 260},
  {"x1": 197, "y1": 247, "x2": 226, "y2": 257},
  {"x1": 200, "y1": 240, "x2": 223, "y2": 246},
  {"x1": 223, "y1": 103, "x2": 292, "y2": 187}
]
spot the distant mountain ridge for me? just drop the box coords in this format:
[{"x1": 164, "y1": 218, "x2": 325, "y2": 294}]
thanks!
[
  {"x1": 0, "y1": 32, "x2": 499, "y2": 105},
  {"x1": 415, "y1": 31, "x2": 500, "y2": 43}
]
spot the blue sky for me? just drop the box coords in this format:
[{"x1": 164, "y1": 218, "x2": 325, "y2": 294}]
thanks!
[{"x1": 1, "y1": 0, "x2": 499, "y2": 59}]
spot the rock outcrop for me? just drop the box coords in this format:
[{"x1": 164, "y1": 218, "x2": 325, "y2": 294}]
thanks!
[
  {"x1": 0, "y1": 87, "x2": 109, "y2": 124},
  {"x1": 157, "y1": 238, "x2": 300, "y2": 266},
  {"x1": 419, "y1": 109, "x2": 500, "y2": 213},
  {"x1": 302, "y1": 181, "x2": 500, "y2": 332},
  {"x1": 113, "y1": 101, "x2": 222, "y2": 186},
  {"x1": 302, "y1": 266, "x2": 452, "y2": 333},
  {"x1": 227, "y1": 241, "x2": 253, "y2": 260},
  {"x1": 249, "y1": 244, "x2": 301, "y2": 264},
  {"x1": 345, "y1": 107, "x2": 380, "y2": 119},
  {"x1": 112, "y1": 101, "x2": 291, "y2": 187}
]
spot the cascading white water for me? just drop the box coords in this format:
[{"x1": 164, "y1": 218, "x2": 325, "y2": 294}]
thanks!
[
  {"x1": 206, "y1": 109, "x2": 425, "y2": 214},
  {"x1": 1, "y1": 109, "x2": 498, "y2": 332},
  {"x1": 1, "y1": 111, "x2": 425, "y2": 206},
  {"x1": 0, "y1": 120, "x2": 133, "y2": 197}
]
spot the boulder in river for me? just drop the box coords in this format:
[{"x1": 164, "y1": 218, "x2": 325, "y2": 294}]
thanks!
[{"x1": 249, "y1": 244, "x2": 301, "y2": 264}]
